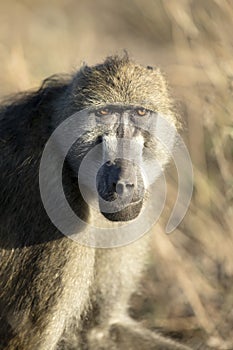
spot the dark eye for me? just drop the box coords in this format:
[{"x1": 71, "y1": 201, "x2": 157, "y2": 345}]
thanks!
[
  {"x1": 136, "y1": 108, "x2": 147, "y2": 116},
  {"x1": 96, "y1": 108, "x2": 109, "y2": 116}
]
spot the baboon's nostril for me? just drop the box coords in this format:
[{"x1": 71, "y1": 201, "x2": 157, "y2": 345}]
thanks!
[
  {"x1": 126, "y1": 183, "x2": 134, "y2": 189},
  {"x1": 116, "y1": 182, "x2": 124, "y2": 195},
  {"x1": 116, "y1": 181, "x2": 134, "y2": 196}
]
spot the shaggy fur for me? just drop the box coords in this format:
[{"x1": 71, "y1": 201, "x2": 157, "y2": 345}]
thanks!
[{"x1": 0, "y1": 55, "x2": 189, "y2": 350}]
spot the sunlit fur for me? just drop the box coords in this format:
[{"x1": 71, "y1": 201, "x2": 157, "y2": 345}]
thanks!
[{"x1": 0, "y1": 55, "x2": 190, "y2": 350}]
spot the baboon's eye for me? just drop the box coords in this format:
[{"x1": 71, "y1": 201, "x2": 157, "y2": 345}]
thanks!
[
  {"x1": 96, "y1": 108, "x2": 109, "y2": 116},
  {"x1": 136, "y1": 108, "x2": 147, "y2": 116}
]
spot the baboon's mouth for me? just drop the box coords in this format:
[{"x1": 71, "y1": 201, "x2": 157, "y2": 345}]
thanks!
[{"x1": 100, "y1": 198, "x2": 143, "y2": 222}]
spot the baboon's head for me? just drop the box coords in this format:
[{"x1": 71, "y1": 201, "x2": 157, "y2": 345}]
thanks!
[{"x1": 57, "y1": 55, "x2": 179, "y2": 222}]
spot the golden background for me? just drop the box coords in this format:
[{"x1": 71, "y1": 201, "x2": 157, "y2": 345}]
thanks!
[{"x1": 0, "y1": 1, "x2": 232, "y2": 348}]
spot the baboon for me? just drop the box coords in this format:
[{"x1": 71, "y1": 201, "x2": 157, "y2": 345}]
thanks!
[{"x1": 0, "y1": 55, "x2": 191, "y2": 350}]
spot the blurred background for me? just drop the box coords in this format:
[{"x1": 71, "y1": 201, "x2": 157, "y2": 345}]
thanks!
[{"x1": 0, "y1": 0, "x2": 232, "y2": 348}]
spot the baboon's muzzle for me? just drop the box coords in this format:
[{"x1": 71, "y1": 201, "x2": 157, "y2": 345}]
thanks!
[{"x1": 96, "y1": 158, "x2": 145, "y2": 222}]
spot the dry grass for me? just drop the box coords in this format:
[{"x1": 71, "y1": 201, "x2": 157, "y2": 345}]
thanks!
[{"x1": 0, "y1": 0, "x2": 232, "y2": 348}]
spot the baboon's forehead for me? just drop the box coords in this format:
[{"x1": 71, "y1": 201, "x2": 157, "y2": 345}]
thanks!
[{"x1": 73, "y1": 59, "x2": 172, "y2": 116}]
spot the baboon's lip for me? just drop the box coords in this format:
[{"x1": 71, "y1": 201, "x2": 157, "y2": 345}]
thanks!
[
  {"x1": 98, "y1": 191, "x2": 143, "y2": 204},
  {"x1": 114, "y1": 195, "x2": 143, "y2": 205},
  {"x1": 111, "y1": 199, "x2": 142, "y2": 209},
  {"x1": 129, "y1": 198, "x2": 143, "y2": 205},
  {"x1": 100, "y1": 198, "x2": 143, "y2": 222},
  {"x1": 100, "y1": 197, "x2": 143, "y2": 210}
]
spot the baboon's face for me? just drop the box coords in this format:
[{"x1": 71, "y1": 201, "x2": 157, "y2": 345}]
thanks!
[
  {"x1": 92, "y1": 104, "x2": 159, "y2": 222},
  {"x1": 65, "y1": 104, "x2": 165, "y2": 222}
]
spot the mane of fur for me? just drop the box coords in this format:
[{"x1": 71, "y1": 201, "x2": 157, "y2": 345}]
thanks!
[{"x1": 72, "y1": 54, "x2": 179, "y2": 127}]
